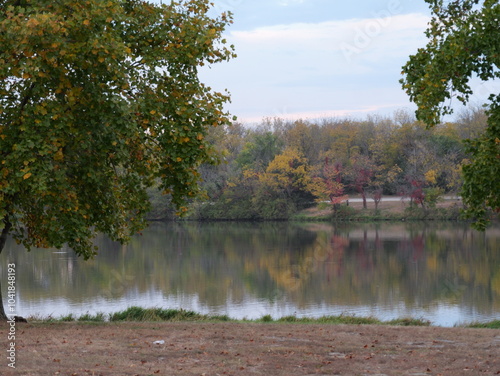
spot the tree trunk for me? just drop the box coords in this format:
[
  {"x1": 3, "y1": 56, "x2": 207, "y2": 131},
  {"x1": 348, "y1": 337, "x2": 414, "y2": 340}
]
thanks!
[
  {"x1": 0, "y1": 217, "x2": 12, "y2": 321},
  {"x1": 0, "y1": 283, "x2": 7, "y2": 321},
  {"x1": 0, "y1": 216, "x2": 11, "y2": 254}
]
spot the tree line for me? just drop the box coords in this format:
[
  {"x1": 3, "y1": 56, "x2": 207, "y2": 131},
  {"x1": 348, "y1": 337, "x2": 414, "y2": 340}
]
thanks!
[{"x1": 147, "y1": 107, "x2": 490, "y2": 220}]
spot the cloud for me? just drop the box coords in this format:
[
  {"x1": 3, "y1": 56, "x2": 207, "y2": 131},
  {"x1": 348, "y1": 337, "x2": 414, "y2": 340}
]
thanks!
[
  {"x1": 230, "y1": 13, "x2": 429, "y2": 58},
  {"x1": 240, "y1": 104, "x2": 406, "y2": 125},
  {"x1": 201, "y1": 12, "x2": 431, "y2": 122},
  {"x1": 223, "y1": 12, "x2": 430, "y2": 90}
]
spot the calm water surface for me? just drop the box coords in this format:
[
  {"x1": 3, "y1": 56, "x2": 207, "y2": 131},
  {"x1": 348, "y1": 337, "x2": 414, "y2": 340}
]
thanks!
[{"x1": 1, "y1": 221, "x2": 499, "y2": 326}]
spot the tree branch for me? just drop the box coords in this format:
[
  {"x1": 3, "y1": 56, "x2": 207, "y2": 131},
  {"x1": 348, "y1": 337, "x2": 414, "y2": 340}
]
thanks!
[
  {"x1": 0, "y1": 214, "x2": 12, "y2": 255},
  {"x1": 19, "y1": 82, "x2": 36, "y2": 116}
]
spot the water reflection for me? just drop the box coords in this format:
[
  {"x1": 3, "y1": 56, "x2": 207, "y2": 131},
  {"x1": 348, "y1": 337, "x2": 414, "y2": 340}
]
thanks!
[{"x1": 1, "y1": 221, "x2": 499, "y2": 326}]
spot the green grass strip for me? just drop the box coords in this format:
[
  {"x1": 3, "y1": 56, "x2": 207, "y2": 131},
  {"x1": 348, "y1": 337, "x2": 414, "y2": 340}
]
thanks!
[{"x1": 26, "y1": 307, "x2": 498, "y2": 328}]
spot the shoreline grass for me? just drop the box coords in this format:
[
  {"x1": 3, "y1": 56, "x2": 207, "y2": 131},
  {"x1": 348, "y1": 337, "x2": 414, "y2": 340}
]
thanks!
[{"x1": 25, "y1": 307, "x2": 499, "y2": 329}]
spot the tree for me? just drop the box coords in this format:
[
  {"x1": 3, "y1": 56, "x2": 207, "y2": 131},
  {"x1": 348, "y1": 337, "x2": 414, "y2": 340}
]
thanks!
[
  {"x1": 400, "y1": 0, "x2": 500, "y2": 229},
  {"x1": 283, "y1": 120, "x2": 321, "y2": 165},
  {"x1": 346, "y1": 154, "x2": 375, "y2": 209},
  {"x1": 236, "y1": 130, "x2": 283, "y2": 172},
  {"x1": 371, "y1": 188, "x2": 383, "y2": 211},
  {"x1": 311, "y1": 157, "x2": 347, "y2": 212},
  {"x1": 405, "y1": 177, "x2": 426, "y2": 208},
  {"x1": 0, "y1": 0, "x2": 235, "y2": 319},
  {"x1": 255, "y1": 148, "x2": 316, "y2": 217}
]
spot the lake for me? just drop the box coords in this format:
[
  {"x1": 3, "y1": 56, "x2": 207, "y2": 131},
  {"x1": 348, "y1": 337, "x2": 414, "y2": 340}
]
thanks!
[{"x1": 1, "y1": 221, "x2": 499, "y2": 327}]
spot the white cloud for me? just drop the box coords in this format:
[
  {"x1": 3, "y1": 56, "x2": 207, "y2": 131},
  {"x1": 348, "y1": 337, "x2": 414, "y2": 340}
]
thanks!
[
  {"x1": 230, "y1": 13, "x2": 429, "y2": 58},
  {"x1": 240, "y1": 104, "x2": 404, "y2": 125},
  {"x1": 201, "y1": 12, "x2": 431, "y2": 123}
]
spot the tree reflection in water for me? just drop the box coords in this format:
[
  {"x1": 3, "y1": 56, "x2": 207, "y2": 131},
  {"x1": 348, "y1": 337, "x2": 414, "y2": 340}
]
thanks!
[{"x1": 1, "y1": 221, "x2": 499, "y2": 326}]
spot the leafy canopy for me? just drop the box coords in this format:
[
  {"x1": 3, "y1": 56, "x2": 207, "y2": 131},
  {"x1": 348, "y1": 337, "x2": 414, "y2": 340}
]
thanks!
[
  {"x1": 400, "y1": 0, "x2": 500, "y2": 229},
  {"x1": 0, "y1": 0, "x2": 235, "y2": 258}
]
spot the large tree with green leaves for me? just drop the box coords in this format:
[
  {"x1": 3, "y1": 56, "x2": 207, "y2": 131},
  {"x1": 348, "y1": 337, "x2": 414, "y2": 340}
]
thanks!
[
  {"x1": 401, "y1": 0, "x2": 500, "y2": 229},
  {"x1": 0, "y1": 0, "x2": 235, "y2": 318}
]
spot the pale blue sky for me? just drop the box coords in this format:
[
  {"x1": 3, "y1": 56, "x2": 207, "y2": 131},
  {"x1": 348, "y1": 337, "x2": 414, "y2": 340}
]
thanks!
[{"x1": 170, "y1": 1, "x2": 496, "y2": 124}]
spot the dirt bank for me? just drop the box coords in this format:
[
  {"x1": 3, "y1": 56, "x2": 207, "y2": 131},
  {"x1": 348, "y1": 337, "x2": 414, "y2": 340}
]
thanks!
[{"x1": 1, "y1": 321, "x2": 499, "y2": 375}]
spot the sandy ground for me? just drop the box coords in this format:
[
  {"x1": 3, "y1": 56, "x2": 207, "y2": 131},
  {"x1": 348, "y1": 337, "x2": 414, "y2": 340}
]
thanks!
[{"x1": 1, "y1": 321, "x2": 499, "y2": 376}]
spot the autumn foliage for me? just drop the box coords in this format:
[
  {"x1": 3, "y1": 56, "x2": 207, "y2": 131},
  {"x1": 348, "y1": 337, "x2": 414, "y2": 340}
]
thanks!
[
  {"x1": 401, "y1": 0, "x2": 500, "y2": 229},
  {"x1": 194, "y1": 108, "x2": 491, "y2": 221},
  {"x1": 0, "y1": 0, "x2": 235, "y2": 259}
]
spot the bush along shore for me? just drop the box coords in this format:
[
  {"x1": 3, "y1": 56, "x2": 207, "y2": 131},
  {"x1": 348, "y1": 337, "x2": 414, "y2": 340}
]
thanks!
[
  {"x1": 147, "y1": 192, "x2": 474, "y2": 222},
  {"x1": 186, "y1": 196, "x2": 480, "y2": 223},
  {"x1": 25, "y1": 307, "x2": 500, "y2": 329}
]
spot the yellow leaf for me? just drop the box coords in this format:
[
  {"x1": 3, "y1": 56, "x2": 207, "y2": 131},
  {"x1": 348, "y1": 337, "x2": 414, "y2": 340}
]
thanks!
[
  {"x1": 27, "y1": 18, "x2": 39, "y2": 28},
  {"x1": 150, "y1": 110, "x2": 156, "y2": 115},
  {"x1": 83, "y1": 19, "x2": 90, "y2": 26},
  {"x1": 54, "y1": 149, "x2": 64, "y2": 161},
  {"x1": 23, "y1": 172, "x2": 32, "y2": 180}
]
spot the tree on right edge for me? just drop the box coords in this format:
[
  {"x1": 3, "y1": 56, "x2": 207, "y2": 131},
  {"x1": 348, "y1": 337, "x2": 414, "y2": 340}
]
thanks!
[{"x1": 400, "y1": 0, "x2": 500, "y2": 229}]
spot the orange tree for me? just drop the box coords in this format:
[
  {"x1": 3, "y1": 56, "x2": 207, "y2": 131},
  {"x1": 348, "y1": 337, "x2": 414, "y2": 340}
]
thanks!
[
  {"x1": 0, "y1": 0, "x2": 234, "y2": 318},
  {"x1": 401, "y1": 0, "x2": 499, "y2": 229}
]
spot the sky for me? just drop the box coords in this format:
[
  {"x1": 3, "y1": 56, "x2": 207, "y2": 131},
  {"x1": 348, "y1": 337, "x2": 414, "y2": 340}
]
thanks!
[{"x1": 193, "y1": 1, "x2": 497, "y2": 124}]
